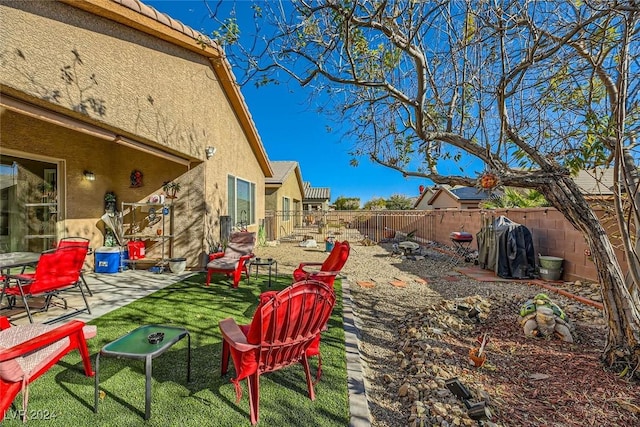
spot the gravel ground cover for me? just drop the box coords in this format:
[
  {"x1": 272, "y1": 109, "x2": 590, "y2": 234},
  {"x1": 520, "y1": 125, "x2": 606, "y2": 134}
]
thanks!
[{"x1": 254, "y1": 240, "x2": 639, "y2": 427}]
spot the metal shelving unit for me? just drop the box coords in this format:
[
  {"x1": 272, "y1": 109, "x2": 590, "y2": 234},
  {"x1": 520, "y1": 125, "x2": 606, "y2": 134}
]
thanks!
[{"x1": 121, "y1": 202, "x2": 173, "y2": 271}]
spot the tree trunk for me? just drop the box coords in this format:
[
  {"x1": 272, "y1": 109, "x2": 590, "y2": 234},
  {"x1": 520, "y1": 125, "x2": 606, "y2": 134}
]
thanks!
[{"x1": 539, "y1": 176, "x2": 640, "y2": 377}]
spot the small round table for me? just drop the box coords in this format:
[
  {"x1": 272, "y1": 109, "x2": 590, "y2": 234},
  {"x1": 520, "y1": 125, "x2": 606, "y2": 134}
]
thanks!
[{"x1": 249, "y1": 258, "x2": 277, "y2": 288}]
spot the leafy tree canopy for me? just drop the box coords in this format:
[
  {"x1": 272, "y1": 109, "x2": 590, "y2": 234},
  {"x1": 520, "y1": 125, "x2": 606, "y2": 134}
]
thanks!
[
  {"x1": 210, "y1": 0, "x2": 640, "y2": 376},
  {"x1": 333, "y1": 196, "x2": 361, "y2": 210},
  {"x1": 363, "y1": 197, "x2": 387, "y2": 210},
  {"x1": 482, "y1": 188, "x2": 550, "y2": 209},
  {"x1": 385, "y1": 194, "x2": 414, "y2": 210}
]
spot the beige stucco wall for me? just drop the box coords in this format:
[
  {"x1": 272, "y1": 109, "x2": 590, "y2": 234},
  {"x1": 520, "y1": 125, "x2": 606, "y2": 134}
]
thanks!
[
  {"x1": 266, "y1": 174, "x2": 303, "y2": 212},
  {"x1": 429, "y1": 192, "x2": 458, "y2": 209},
  {"x1": 0, "y1": 1, "x2": 266, "y2": 268},
  {"x1": 264, "y1": 169, "x2": 304, "y2": 239},
  {"x1": 414, "y1": 191, "x2": 436, "y2": 210},
  {"x1": 265, "y1": 188, "x2": 279, "y2": 211}
]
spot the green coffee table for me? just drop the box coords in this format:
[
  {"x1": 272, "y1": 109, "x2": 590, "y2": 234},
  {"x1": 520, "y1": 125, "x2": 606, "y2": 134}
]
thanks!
[{"x1": 94, "y1": 324, "x2": 191, "y2": 420}]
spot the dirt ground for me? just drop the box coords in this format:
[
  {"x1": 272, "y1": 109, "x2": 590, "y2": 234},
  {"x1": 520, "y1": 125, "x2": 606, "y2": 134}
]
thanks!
[{"x1": 255, "y1": 240, "x2": 640, "y2": 427}]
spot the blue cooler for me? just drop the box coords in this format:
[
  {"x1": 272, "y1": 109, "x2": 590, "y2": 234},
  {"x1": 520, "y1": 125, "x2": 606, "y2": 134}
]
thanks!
[
  {"x1": 95, "y1": 246, "x2": 121, "y2": 273},
  {"x1": 325, "y1": 237, "x2": 335, "y2": 252}
]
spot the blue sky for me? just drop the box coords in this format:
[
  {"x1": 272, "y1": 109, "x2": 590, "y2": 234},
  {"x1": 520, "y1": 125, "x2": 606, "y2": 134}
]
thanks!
[{"x1": 145, "y1": 1, "x2": 428, "y2": 205}]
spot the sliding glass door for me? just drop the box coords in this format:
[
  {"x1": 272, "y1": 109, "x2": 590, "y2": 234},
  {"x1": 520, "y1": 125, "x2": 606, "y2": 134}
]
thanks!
[{"x1": 0, "y1": 155, "x2": 59, "y2": 252}]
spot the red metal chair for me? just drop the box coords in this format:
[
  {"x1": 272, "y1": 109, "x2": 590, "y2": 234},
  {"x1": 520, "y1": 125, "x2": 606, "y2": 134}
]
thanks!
[
  {"x1": 0, "y1": 316, "x2": 96, "y2": 422},
  {"x1": 292, "y1": 240, "x2": 350, "y2": 288},
  {"x1": 1, "y1": 246, "x2": 91, "y2": 323},
  {"x1": 206, "y1": 232, "x2": 256, "y2": 288},
  {"x1": 219, "y1": 280, "x2": 336, "y2": 425},
  {"x1": 57, "y1": 237, "x2": 93, "y2": 296},
  {"x1": 292, "y1": 241, "x2": 349, "y2": 369}
]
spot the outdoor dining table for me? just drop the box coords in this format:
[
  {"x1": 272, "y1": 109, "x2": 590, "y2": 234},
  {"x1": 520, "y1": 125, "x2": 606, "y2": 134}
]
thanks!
[
  {"x1": 0, "y1": 251, "x2": 40, "y2": 308},
  {"x1": 0, "y1": 252, "x2": 41, "y2": 273}
]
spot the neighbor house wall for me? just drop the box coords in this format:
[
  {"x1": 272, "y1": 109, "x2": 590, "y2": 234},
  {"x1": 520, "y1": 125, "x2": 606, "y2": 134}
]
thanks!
[
  {"x1": 429, "y1": 192, "x2": 458, "y2": 209},
  {"x1": 265, "y1": 172, "x2": 304, "y2": 239}
]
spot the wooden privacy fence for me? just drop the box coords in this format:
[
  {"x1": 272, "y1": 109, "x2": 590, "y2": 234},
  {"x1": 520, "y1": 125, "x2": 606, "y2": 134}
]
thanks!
[{"x1": 264, "y1": 208, "x2": 624, "y2": 283}]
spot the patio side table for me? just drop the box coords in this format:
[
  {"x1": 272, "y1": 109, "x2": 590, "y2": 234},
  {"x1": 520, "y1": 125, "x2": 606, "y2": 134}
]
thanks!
[
  {"x1": 94, "y1": 324, "x2": 191, "y2": 420},
  {"x1": 249, "y1": 258, "x2": 277, "y2": 287}
]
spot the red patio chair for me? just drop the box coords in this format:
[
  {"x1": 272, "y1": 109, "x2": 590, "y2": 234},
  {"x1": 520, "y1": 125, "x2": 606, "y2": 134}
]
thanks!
[
  {"x1": 2, "y1": 246, "x2": 91, "y2": 323},
  {"x1": 292, "y1": 241, "x2": 350, "y2": 369},
  {"x1": 0, "y1": 316, "x2": 96, "y2": 422},
  {"x1": 206, "y1": 232, "x2": 256, "y2": 288},
  {"x1": 57, "y1": 237, "x2": 93, "y2": 296},
  {"x1": 293, "y1": 240, "x2": 350, "y2": 288},
  {"x1": 219, "y1": 280, "x2": 336, "y2": 425}
]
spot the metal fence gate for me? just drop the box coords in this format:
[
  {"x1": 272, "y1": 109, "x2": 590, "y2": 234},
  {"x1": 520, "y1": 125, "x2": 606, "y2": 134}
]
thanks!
[{"x1": 264, "y1": 210, "x2": 435, "y2": 243}]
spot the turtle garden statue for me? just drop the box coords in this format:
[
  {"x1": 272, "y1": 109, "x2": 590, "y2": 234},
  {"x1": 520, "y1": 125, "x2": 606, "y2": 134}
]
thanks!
[{"x1": 519, "y1": 293, "x2": 573, "y2": 343}]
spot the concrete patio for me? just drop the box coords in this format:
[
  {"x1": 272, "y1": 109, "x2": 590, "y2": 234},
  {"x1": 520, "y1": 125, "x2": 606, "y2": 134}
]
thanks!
[{"x1": 2, "y1": 269, "x2": 196, "y2": 326}]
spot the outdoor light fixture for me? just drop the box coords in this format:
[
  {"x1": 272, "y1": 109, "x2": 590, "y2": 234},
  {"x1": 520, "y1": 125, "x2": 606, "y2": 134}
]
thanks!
[
  {"x1": 83, "y1": 170, "x2": 96, "y2": 181},
  {"x1": 205, "y1": 146, "x2": 217, "y2": 159}
]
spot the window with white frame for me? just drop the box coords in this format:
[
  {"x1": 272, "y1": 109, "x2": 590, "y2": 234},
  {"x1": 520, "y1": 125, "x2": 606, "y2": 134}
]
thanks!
[
  {"x1": 282, "y1": 196, "x2": 291, "y2": 221},
  {"x1": 227, "y1": 175, "x2": 256, "y2": 228}
]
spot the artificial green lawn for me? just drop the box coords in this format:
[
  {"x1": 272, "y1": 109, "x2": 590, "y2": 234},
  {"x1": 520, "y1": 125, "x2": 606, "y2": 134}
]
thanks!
[{"x1": 3, "y1": 274, "x2": 349, "y2": 426}]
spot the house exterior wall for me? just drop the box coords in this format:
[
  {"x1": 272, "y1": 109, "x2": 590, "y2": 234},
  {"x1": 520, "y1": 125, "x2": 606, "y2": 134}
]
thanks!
[
  {"x1": 265, "y1": 188, "x2": 279, "y2": 211},
  {"x1": 303, "y1": 201, "x2": 326, "y2": 211},
  {"x1": 0, "y1": 1, "x2": 266, "y2": 268},
  {"x1": 275, "y1": 174, "x2": 304, "y2": 211},
  {"x1": 429, "y1": 192, "x2": 459, "y2": 209},
  {"x1": 265, "y1": 171, "x2": 304, "y2": 238},
  {"x1": 414, "y1": 191, "x2": 436, "y2": 210},
  {"x1": 460, "y1": 200, "x2": 482, "y2": 209}
]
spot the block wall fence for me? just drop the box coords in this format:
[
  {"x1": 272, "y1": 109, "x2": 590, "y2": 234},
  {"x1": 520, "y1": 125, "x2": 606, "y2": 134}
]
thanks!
[{"x1": 409, "y1": 208, "x2": 625, "y2": 283}]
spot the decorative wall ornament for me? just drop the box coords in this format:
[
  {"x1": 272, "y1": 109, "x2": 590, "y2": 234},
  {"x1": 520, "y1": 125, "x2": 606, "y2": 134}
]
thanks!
[
  {"x1": 475, "y1": 170, "x2": 501, "y2": 193},
  {"x1": 130, "y1": 169, "x2": 143, "y2": 188},
  {"x1": 162, "y1": 181, "x2": 181, "y2": 199}
]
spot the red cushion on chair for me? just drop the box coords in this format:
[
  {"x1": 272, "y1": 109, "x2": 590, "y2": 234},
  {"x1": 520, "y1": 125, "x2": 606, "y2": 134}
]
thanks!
[{"x1": 305, "y1": 335, "x2": 321, "y2": 357}]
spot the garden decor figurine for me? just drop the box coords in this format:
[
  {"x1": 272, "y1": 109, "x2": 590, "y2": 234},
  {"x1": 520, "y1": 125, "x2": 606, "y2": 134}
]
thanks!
[{"x1": 519, "y1": 293, "x2": 573, "y2": 342}]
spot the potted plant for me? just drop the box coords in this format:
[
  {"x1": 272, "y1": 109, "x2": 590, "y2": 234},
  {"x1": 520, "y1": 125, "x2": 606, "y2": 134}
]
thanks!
[
  {"x1": 36, "y1": 181, "x2": 55, "y2": 202},
  {"x1": 104, "y1": 191, "x2": 117, "y2": 213},
  {"x1": 162, "y1": 181, "x2": 181, "y2": 199}
]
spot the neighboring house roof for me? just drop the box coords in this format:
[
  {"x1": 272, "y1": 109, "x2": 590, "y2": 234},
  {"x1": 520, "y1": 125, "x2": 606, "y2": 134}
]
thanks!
[
  {"x1": 303, "y1": 182, "x2": 331, "y2": 200},
  {"x1": 265, "y1": 161, "x2": 304, "y2": 194},
  {"x1": 62, "y1": 0, "x2": 273, "y2": 177},
  {"x1": 413, "y1": 185, "x2": 441, "y2": 208},
  {"x1": 266, "y1": 161, "x2": 298, "y2": 185},
  {"x1": 427, "y1": 186, "x2": 493, "y2": 206},
  {"x1": 573, "y1": 168, "x2": 615, "y2": 195},
  {"x1": 449, "y1": 186, "x2": 494, "y2": 200}
]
